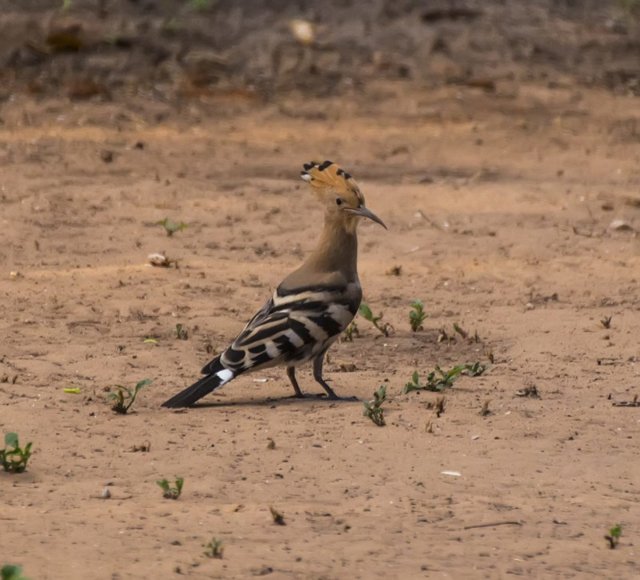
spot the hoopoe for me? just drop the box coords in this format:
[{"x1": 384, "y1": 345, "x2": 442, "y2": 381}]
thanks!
[{"x1": 162, "y1": 160, "x2": 386, "y2": 408}]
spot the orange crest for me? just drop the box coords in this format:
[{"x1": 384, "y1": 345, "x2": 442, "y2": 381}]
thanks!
[{"x1": 300, "y1": 160, "x2": 365, "y2": 206}]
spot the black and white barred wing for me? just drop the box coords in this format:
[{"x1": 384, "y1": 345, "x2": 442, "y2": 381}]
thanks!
[
  {"x1": 162, "y1": 283, "x2": 360, "y2": 408},
  {"x1": 214, "y1": 284, "x2": 360, "y2": 375}
]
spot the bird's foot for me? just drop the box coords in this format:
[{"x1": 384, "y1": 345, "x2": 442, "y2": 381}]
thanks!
[{"x1": 321, "y1": 392, "x2": 358, "y2": 402}]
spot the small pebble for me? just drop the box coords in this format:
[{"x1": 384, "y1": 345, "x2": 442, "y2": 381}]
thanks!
[
  {"x1": 101, "y1": 487, "x2": 111, "y2": 499},
  {"x1": 148, "y1": 252, "x2": 170, "y2": 267},
  {"x1": 609, "y1": 219, "x2": 634, "y2": 232}
]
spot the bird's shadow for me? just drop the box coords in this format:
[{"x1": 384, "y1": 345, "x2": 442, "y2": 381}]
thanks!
[{"x1": 173, "y1": 393, "x2": 361, "y2": 410}]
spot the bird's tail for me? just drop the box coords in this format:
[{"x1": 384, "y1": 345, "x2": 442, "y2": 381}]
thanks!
[{"x1": 161, "y1": 357, "x2": 235, "y2": 408}]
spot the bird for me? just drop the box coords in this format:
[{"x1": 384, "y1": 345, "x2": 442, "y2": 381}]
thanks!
[{"x1": 161, "y1": 160, "x2": 387, "y2": 408}]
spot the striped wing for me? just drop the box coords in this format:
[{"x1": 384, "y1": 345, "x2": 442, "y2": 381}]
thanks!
[{"x1": 204, "y1": 282, "x2": 361, "y2": 375}]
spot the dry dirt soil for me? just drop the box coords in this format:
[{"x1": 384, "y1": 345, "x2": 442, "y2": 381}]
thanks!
[
  {"x1": 1, "y1": 5, "x2": 640, "y2": 579},
  {"x1": 2, "y1": 79, "x2": 640, "y2": 580}
]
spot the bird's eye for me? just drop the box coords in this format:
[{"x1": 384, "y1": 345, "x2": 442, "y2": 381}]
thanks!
[{"x1": 335, "y1": 197, "x2": 343, "y2": 206}]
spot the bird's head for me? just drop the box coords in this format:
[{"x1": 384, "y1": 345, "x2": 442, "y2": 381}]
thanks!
[{"x1": 300, "y1": 160, "x2": 387, "y2": 231}]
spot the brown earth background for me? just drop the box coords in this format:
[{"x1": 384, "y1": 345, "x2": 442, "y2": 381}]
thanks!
[{"x1": 1, "y1": 1, "x2": 640, "y2": 579}]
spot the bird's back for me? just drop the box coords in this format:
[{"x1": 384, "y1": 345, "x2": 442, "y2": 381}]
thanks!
[{"x1": 203, "y1": 272, "x2": 361, "y2": 376}]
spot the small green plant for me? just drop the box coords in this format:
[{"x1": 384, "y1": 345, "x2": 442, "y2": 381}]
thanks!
[
  {"x1": 604, "y1": 524, "x2": 622, "y2": 550},
  {"x1": 426, "y1": 396, "x2": 446, "y2": 417},
  {"x1": 109, "y1": 378, "x2": 152, "y2": 414},
  {"x1": 157, "y1": 477, "x2": 184, "y2": 499},
  {"x1": 359, "y1": 303, "x2": 393, "y2": 337},
  {"x1": 437, "y1": 327, "x2": 451, "y2": 343},
  {"x1": 404, "y1": 369, "x2": 455, "y2": 393},
  {"x1": 403, "y1": 363, "x2": 486, "y2": 394},
  {"x1": 203, "y1": 537, "x2": 224, "y2": 559},
  {"x1": 157, "y1": 217, "x2": 187, "y2": 237},
  {"x1": 409, "y1": 300, "x2": 426, "y2": 332},
  {"x1": 1, "y1": 565, "x2": 29, "y2": 580},
  {"x1": 453, "y1": 322, "x2": 468, "y2": 339},
  {"x1": 269, "y1": 506, "x2": 286, "y2": 525},
  {"x1": 342, "y1": 321, "x2": 359, "y2": 342},
  {"x1": 404, "y1": 371, "x2": 422, "y2": 392},
  {"x1": 605, "y1": 524, "x2": 622, "y2": 549},
  {"x1": 464, "y1": 361, "x2": 486, "y2": 377},
  {"x1": 443, "y1": 323, "x2": 481, "y2": 343},
  {"x1": 175, "y1": 323, "x2": 189, "y2": 340},
  {"x1": 0, "y1": 433, "x2": 33, "y2": 473},
  {"x1": 363, "y1": 385, "x2": 386, "y2": 426}
]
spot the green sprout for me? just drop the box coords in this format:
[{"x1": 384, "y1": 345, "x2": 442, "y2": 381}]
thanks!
[
  {"x1": 403, "y1": 363, "x2": 486, "y2": 394},
  {"x1": 0, "y1": 433, "x2": 33, "y2": 473},
  {"x1": 438, "y1": 322, "x2": 480, "y2": 343},
  {"x1": 409, "y1": 300, "x2": 426, "y2": 332},
  {"x1": 269, "y1": 506, "x2": 286, "y2": 525},
  {"x1": 426, "y1": 396, "x2": 446, "y2": 417},
  {"x1": 463, "y1": 362, "x2": 486, "y2": 376},
  {"x1": 157, "y1": 477, "x2": 184, "y2": 499},
  {"x1": 109, "y1": 378, "x2": 152, "y2": 414},
  {"x1": 453, "y1": 322, "x2": 468, "y2": 339},
  {"x1": 1, "y1": 565, "x2": 29, "y2": 580},
  {"x1": 605, "y1": 524, "x2": 622, "y2": 549},
  {"x1": 157, "y1": 217, "x2": 187, "y2": 237},
  {"x1": 363, "y1": 385, "x2": 387, "y2": 426},
  {"x1": 342, "y1": 321, "x2": 359, "y2": 342},
  {"x1": 175, "y1": 324, "x2": 189, "y2": 340},
  {"x1": 359, "y1": 303, "x2": 393, "y2": 337},
  {"x1": 203, "y1": 538, "x2": 224, "y2": 559}
]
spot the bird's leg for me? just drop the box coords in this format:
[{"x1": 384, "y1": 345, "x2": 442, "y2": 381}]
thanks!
[
  {"x1": 286, "y1": 366, "x2": 305, "y2": 398},
  {"x1": 312, "y1": 352, "x2": 339, "y2": 400}
]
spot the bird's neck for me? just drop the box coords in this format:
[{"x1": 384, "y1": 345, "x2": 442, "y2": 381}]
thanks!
[{"x1": 305, "y1": 216, "x2": 359, "y2": 281}]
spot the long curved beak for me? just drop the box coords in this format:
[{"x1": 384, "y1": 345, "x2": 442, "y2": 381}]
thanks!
[{"x1": 346, "y1": 206, "x2": 388, "y2": 229}]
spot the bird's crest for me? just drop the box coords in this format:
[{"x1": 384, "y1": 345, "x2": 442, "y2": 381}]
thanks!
[{"x1": 300, "y1": 160, "x2": 364, "y2": 205}]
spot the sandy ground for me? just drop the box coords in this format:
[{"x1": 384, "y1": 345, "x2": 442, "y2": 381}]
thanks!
[{"x1": 1, "y1": 80, "x2": 640, "y2": 579}]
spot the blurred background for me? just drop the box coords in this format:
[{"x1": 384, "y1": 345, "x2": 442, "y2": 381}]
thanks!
[{"x1": 1, "y1": 0, "x2": 638, "y2": 110}]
